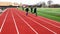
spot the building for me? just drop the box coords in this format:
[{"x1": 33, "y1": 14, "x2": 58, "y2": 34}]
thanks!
[
  {"x1": 0, "y1": 2, "x2": 19, "y2": 10},
  {"x1": 13, "y1": 2, "x2": 19, "y2": 6},
  {"x1": 0, "y1": 2, "x2": 13, "y2": 6}
]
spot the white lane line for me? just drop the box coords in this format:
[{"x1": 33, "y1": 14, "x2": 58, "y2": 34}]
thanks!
[
  {"x1": 18, "y1": 11, "x2": 57, "y2": 34},
  {"x1": 0, "y1": 9, "x2": 8, "y2": 16},
  {"x1": 16, "y1": 12, "x2": 38, "y2": 34},
  {"x1": 27, "y1": 16, "x2": 57, "y2": 34},
  {"x1": 26, "y1": 16, "x2": 57, "y2": 34},
  {"x1": 11, "y1": 10, "x2": 20, "y2": 34},
  {"x1": 37, "y1": 17, "x2": 60, "y2": 28},
  {"x1": 30, "y1": 15, "x2": 60, "y2": 28},
  {"x1": 0, "y1": 11, "x2": 8, "y2": 32}
]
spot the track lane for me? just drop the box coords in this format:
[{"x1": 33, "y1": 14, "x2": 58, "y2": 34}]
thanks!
[
  {"x1": 0, "y1": 9, "x2": 8, "y2": 16},
  {"x1": 14, "y1": 9, "x2": 54, "y2": 34},
  {"x1": 29, "y1": 14, "x2": 60, "y2": 28},
  {"x1": 28, "y1": 14, "x2": 60, "y2": 34},
  {"x1": 11, "y1": 9, "x2": 20, "y2": 34},
  {"x1": 1, "y1": 9, "x2": 17, "y2": 34},
  {"x1": 18, "y1": 10, "x2": 60, "y2": 34},
  {"x1": 12, "y1": 8, "x2": 37, "y2": 34},
  {"x1": 0, "y1": 8, "x2": 60, "y2": 34},
  {"x1": 0, "y1": 10, "x2": 8, "y2": 32},
  {"x1": 20, "y1": 10, "x2": 60, "y2": 27},
  {"x1": 38, "y1": 16, "x2": 60, "y2": 26},
  {"x1": 0, "y1": 9, "x2": 8, "y2": 28}
]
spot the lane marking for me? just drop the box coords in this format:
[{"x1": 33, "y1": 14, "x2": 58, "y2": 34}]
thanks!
[
  {"x1": 27, "y1": 16, "x2": 57, "y2": 34},
  {"x1": 15, "y1": 12, "x2": 38, "y2": 34},
  {"x1": 18, "y1": 11, "x2": 57, "y2": 34},
  {"x1": 37, "y1": 18, "x2": 60, "y2": 28},
  {"x1": 0, "y1": 10, "x2": 8, "y2": 32},
  {"x1": 19, "y1": 11, "x2": 60, "y2": 28},
  {"x1": 0, "y1": 8, "x2": 8, "y2": 16},
  {"x1": 26, "y1": 16, "x2": 57, "y2": 34},
  {"x1": 29, "y1": 15, "x2": 60, "y2": 28},
  {"x1": 11, "y1": 10, "x2": 20, "y2": 34}
]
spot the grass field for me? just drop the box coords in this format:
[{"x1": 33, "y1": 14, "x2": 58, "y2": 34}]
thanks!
[
  {"x1": 37, "y1": 8, "x2": 60, "y2": 22},
  {"x1": 19, "y1": 8, "x2": 60, "y2": 22}
]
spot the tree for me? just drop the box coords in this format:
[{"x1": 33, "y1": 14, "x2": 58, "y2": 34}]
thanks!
[
  {"x1": 47, "y1": 0, "x2": 53, "y2": 8},
  {"x1": 42, "y1": 2, "x2": 46, "y2": 8},
  {"x1": 9, "y1": 5, "x2": 13, "y2": 6}
]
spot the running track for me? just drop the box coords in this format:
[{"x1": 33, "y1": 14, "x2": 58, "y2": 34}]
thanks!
[{"x1": 0, "y1": 8, "x2": 60, "y2": 34}]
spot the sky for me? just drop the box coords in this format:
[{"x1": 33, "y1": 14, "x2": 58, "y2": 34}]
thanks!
[{"x1": 0, "y1": 0, "x2": 60, "y2": 5}]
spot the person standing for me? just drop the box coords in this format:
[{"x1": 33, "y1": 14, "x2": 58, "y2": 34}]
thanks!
[
  {"x1": 34, "y1": 7, "x2": 37, "y2": 16},
  {"x1": 25, "y1": 7, "x2": 29, "y2": 16},
  {"x1": 31, "y1": 7, "x2": 33, "y2": 13}
]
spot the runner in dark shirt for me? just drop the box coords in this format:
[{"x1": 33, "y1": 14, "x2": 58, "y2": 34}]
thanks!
[
  {"x1": 31, "y1": 7, "x2": 33, "y2": 13},
  {"x1": 34, "y1": 7, "x2": 37, "y2": 16},
  {"x1": 25, "y1": 7, "x2": 29, "y2": 16}
]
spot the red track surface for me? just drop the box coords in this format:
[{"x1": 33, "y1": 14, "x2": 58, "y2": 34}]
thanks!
[{"x1": 0, "y1": 8, "x2": 60, "y2": 34}]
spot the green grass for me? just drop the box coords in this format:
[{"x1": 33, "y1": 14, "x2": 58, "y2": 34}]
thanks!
[
  {"x1": 18, "y1": 8, "x2": 60, "y2": 22},
  {"x1": 37, "y1": 8, "x2": 60, "y2": 22},
  {"x1": 37, "y1": 8, "x2": 60, "y2": 17}
]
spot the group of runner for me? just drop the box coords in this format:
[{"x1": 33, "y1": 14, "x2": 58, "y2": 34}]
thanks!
[{"x1": 22, "y1": 7, "x2": 37, "y2": 16}]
